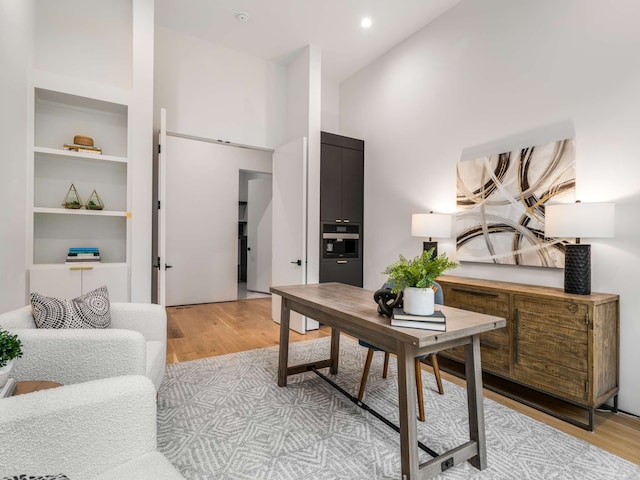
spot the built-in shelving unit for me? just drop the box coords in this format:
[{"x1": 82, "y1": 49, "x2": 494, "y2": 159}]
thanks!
[{"x1": 27, "y1": 72, "x2": 131, "y2": 301}]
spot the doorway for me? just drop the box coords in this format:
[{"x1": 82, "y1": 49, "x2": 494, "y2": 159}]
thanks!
[
  {"x1": 159, "y1": 128, "x2": 272, "y2": 307},
  {"x1": 238, "y1": 171, "x2": 272, "y2": 300}
]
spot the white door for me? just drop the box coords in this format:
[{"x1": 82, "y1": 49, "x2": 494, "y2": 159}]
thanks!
[
  {"x1": 161, "y1": 129, "x2": 272, "y2": 307},
  {"x1": 164, "y1": 137, "x2": 239, "y2": 306},
  {"x1": 158, "y1": 108, "x2": 167, "y2": 306},
  {"x1": 272, "y1": 137, "x2": 318, "y2": 333},
  {"x1": 247, "y1": 177, "x2": 272, "y2": 294}
]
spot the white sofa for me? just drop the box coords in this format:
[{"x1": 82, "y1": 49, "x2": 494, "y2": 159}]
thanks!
[
  {"x1": 0, "y1": 375, "x2": 184, "y2": 479},
  {"x1": 0, "y1": 302, "x2": 166, "y2": 390}
]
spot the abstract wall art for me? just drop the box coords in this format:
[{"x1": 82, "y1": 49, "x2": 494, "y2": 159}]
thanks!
[{"x1": 456, "y1": 138, "x2": 575, "y2": 267}]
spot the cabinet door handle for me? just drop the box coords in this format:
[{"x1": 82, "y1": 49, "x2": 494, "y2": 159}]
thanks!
[
  {"x1": 342, "y1": 219, "x2": 350, "y2": 223},
  {"x1": 336, "y1": 260, "x2": 348, "y2": 264},
  {"x1": 335, "y1": 219, "x2": 342, "y2": 223},
  {"x1": 451, "y1": 287, "x2": 500, "y2": 298},
  {"x1": 515, "y1": 308, "x2": 520, "y2": 364},
  {"x1": 480, "y1": 341, "x2": 500, "y2": 350},
  {"x1": 69, "y1": 265, "x2": 94, "y2": 271}
]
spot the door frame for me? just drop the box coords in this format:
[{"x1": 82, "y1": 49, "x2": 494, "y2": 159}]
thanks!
[{"x1": 157, "y1": 113, "x2": 273, "y2": 307}]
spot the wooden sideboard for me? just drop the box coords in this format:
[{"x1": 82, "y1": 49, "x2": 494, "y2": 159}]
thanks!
[{"x1": 435, "y1": 275, "x2": 619, "y2": 431}]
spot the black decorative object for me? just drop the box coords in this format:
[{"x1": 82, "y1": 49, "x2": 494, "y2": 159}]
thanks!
[
  {"x1": 564, "y1": 244, "x2": 591, "y2": 295},
  {"x1": 422, "y1": 241, "x2": 438, "y2": 259},
  {"x1": 373, "y1": 284, "x2": 403, "y2": 317}
]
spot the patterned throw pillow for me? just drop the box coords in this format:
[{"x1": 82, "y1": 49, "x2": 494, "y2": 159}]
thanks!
[
  {"x1": 30, "y1": 285, "x2": 111, "y2": 329},
  {"x1": 2, "y1": 476, "x2": 70, "y2": 480}
]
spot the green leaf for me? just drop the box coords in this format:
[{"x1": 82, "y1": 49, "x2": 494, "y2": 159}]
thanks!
[
  {"x1": 0, "y1": 329, "x2": 23, "y2": 368},
  {"x1": 382, "y1": 248, "x2": 459, "y2": 293}
]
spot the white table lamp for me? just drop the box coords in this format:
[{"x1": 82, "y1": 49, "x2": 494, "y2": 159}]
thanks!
[
  {"x1": 544, "y1": 201, "x2": 615, "y2": 295},
  {"x1": 411, "y1": 212, "x2": 453, "y2": 258}
]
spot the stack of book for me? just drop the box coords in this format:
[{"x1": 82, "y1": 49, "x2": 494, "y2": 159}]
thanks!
[
  {"x1": 391, "y1": 308, "x2": 447, "y2": 331},
  {"x1": 66, "y1": 247, "x2": 101, "y2": 263},
  {"x1": 63, "y1": 143, "x2": 102, "y2": 155}
]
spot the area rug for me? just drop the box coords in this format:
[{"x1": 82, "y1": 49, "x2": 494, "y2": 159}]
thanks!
[{"x1": 157, "y1": 337, "x2": 640, "y2": 479}]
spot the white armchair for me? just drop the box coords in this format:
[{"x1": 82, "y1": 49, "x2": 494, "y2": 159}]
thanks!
[
  {"x1": 0, "y1": 302, "x2": 166, "y2": 390},
  {"x1": 0, "y1": 375, "x2": 184, "y2": 479}
]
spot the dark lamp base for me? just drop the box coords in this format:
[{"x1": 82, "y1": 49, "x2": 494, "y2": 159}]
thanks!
[
  {"x1": 564, "y1": 244, "x2": 591, "y2": 295},
  {"x1": 422, "y1": 241, "x2": 438, "y2": 259}
]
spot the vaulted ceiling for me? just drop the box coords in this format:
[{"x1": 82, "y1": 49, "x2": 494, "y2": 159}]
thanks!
[{"x1": 155, "y1": 0, "x2": 461, "y2": 83}]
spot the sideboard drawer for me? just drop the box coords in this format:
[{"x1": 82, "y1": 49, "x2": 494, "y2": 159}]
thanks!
[
  {"x1": 442, "y1": 284, "x2": 510, "y2": 319},
  {"x1": 440, "y1": 282, "x2": 510, "y2": 375}
]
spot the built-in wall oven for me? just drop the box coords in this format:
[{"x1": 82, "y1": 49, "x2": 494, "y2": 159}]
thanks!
[
  {"x1": 320, "y1": 223, "x2": 362, "y2": 287},
  {"x1": 322, "y1": 223, "x2": 360, "y2": 259}
]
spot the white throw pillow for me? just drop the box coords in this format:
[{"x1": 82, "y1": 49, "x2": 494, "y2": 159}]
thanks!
[{"x1": 30, "y1": 286, "x2": 111, "y2": 329}]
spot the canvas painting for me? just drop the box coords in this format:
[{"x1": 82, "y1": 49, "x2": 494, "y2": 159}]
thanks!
[{"x1": 456, "y1": 138, "x2": 575, "y2": 267}]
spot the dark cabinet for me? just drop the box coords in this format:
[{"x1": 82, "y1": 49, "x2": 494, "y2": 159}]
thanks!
[
  {"x1": 320, "y1": 132, "x2": 364, "y2": 287},
  {"x1": 319, "y1": 259, "x2": 363, "y2": 287},
  {"x1": 320, "y1": 132, "x2": 364, "y2": 224}
]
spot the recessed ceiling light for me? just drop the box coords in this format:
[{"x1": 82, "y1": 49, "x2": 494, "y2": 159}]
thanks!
[
  {"x1": 361, "y1": 17, "x2": 372, "y2": 28},
  {"x1": 236, "y1": 11, "x2": 249, "y2": 22}
]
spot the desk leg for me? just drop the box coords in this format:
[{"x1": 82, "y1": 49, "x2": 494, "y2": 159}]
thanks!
[
  {"x1": 397, "y1": 342, "x2": 419, "y2": 479},
  {"x1": 465, "y1": 334, "x2": 487, "y2": 470},
  {"x1": 278, "y1": 298, "x2": 291, "y2": 387},
  {"x1": 329, "y1": 327, "x2": 340, "y2": 374}
]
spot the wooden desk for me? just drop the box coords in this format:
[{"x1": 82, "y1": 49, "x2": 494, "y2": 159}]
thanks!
[{"x1": 271, "y1": 282, "x2": 506, "y2": 479}]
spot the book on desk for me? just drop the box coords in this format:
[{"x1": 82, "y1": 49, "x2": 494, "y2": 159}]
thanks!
[{"x1": 390, "y1": 308, "x2": 447, "y2": 331}]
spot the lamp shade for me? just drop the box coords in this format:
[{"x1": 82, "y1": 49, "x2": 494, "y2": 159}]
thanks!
[
  {"x1": 411, "y1": 213, "x2": 453, "y2": 238},
  {"x1": 544, "y1": 202, "x2": 615, "y2": 239}
]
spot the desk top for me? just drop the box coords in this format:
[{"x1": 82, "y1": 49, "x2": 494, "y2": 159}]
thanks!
[{"x1": 271, "y1": 282, "x2": 506, "y2": 353}]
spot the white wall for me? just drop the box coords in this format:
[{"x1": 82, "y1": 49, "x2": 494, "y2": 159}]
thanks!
[
  {"x1": 34, "y1": 0, "x2": 132, "y2": 89},
  {"x1": 340, "y1": 0, "x2": 640, "y2": 415},
  {"x1": 286, "y1": 46, "x2": 322, "y2": 287},
  {"x1": 154, "y1": 26, "x2": 287, "y2": 149},
  {"x1": 0, "y1": 0, "x2": 33, "y2": 312},
  {"x1": 321, "y1": 76, "x2": 340, "y2": 133},
  {"x1": 129, "y1": 0, "x2": 154, "y2": 302}
]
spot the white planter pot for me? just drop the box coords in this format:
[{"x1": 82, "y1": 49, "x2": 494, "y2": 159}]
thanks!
[
  {"x1": 403, "y1": 287, "x2": 435, "y2": 316},
  {"x1": 0, "y1": 359, "x2": 14, "y2": 387}
]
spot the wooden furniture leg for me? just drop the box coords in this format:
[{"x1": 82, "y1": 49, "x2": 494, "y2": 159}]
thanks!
[
  {"x1": 357, "y1": 349, "x2": 375, "y2": 400},
  {"x1": 330, "y1": 327, "x2": 340, "y2": 374},
  {"x1": 431, "y1": 353, "x2": 444, "y2": 395},
  {"x1": 397, "y1": 342, "x2": 419, "y2": 478},
  {"x1": 383, "y1": 351, "x2": 390, "y2": 379},
  {"x1": 465, "y1": 334, "x2": 487, "y2": 470},
  {"x1": 414, "y1": 358, "x2": 425, "y2": 422},
  {"x1": 277, "y1": 298, "x2": 291, "y2": 387}
]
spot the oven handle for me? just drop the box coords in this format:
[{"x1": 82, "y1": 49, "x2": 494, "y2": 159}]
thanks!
[{"x1": 322, "y1": 233, "x2": 360, "y2": 239}]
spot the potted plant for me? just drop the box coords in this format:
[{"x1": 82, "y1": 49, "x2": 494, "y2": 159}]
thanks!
[
  {"x1": 0, "y1": 328, "x2": 23, "y2": 386},
  {"x1": 383, "y1": 248, "x2": 459, "y2": 315}
]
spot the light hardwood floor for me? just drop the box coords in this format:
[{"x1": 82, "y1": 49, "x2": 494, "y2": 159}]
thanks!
[{"x1": 166, "y1": 297, "x2": 640, "y2": 465}]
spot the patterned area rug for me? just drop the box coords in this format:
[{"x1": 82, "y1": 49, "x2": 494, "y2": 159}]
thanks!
[{"x1": 157, "y1": 337, "x2": 640, "y2": 479}]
